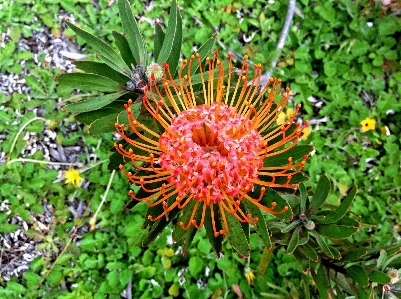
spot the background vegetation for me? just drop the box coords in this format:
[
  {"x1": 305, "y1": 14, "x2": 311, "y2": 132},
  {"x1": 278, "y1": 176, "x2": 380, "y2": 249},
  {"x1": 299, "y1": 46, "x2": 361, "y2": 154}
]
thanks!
[{"x1": 1, "y1": 0, "x2": 400, "y2": 298}]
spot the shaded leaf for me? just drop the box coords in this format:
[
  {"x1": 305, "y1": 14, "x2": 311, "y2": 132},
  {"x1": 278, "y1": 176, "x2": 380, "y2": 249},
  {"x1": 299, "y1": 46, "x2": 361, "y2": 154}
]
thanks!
[
  {"x1": 172, "y1": 200, "x2": 196, "y2": 242},
  {"x1": 316, "y1": 224, "x2": 358, "y2": 239},
  {"x1": 66, "y1": 22, "x2": 130, "y2": 74},
  {"x1": 345, "y1": 265, "x2": 369, "y2": 286},
  {"x1": 74, "y1": 61, "x2": 130, "y2": 83},
  {"x1": 263, "y1": 145, "x2": 313, "y2": 167},
  {"x1": 182, "y1": 35, "x2": 217, "y2": 76},
  {"x1": 259, "y1": 246, "x2": 274, "y2": 276},
  {"x1": 204, "y1": 203, "x2": 224, "y2": 255},
  {"x1": 298, "y1": 245, "x2": 319, "y2": 261},
  {"x1": 154, "y1": 23, "x2": 165, "y2": 62},
  {"x1": 311, "y1": 230, "x2": 334, "y2": 258},
  {"x1": 287, "y1": 226, "x2": 300, "y2": 254},
  {"x1": 369, "y1": 270, "x2": 391, "y2": 284},
  {"x1": 112, "y1": 31, "x2": 137, "y2": 67},
  {"x1": 225, "y1": 211, "x2": 249, "y2": 257},
  {"x1": 89, "y1": 112, "x2": 120, "y2": 135},
  {"x1": 315, "y1": 266, "x2": 329, "y2": 299},
  {"x1": 242, "y1": 198, "x2": 271, "y2": 248},
  {"x1": 118, "y1": 0, "x2": 146, "y2": 66}
]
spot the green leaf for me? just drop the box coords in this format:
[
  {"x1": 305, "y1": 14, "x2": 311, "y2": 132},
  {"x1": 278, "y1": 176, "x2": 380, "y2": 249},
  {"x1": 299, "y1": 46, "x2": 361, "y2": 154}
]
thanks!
[
  {"x1": 377, "y1": 250, "x2": 387, "y2": 270},
  {"x1": 299, "y1": 183, "x2": 307, "y2": 214},
  {"x1": 189, "y1": 256, "x2": 203, "y2": 276},
  {"x1": 258, "y1": 246, "x2": 274, "y2": 276},
  {"x1": 298, "y1": 245, "x2": 318, "y2": 261},
  {"x1": 157, "y1": 1, "x2": 180, "y2": 71},
  {"x1": 112, "y1": 31, "x2": 137, "y2": 67},
  {"x1": 171, "y1": 200, "x2": 196, "y2": 242},
  {"x1": 182, "y1": 206, "x2": 203, "y2": 253},
  {"x1": 182, "y1": 35, "x2": 217, "y2": 76},
  {"x1": 74, "y1": 61, "x2": 130, "y2": 83},
  {"x1": 242, "y1": 198, "x2": 271, "y2": 248},
  {"x1": 281, "y1": 220, "x2": 299, "y2": 233},
  {"x1": 369, "y1": 270, "x2": 391, "y2": 284},
  {"x1": 316, "y1": 224, "x2": 358, "y2": 239},
  {"x1": 204, "y1": 203, "x2": 224, "y2": 255},
  {"x1": 383, "y1": 252, "x2": 401, "y2": 270},
  {"x1": 263, "y1": 145, "x2": 313, "y2": 167},
  {"x1": 225, "y1": 211, "x2": 250, "y2": 257},
  {"x1": 57, "y1": 73, "x2": 123, "y2": 92},
  {"x1": 319, "y1": 187, "x2": 357, "y2": 224},
  {"x1": 345, "y1": 265, "x2": 369, "y2": 286},
  {"x1": 154, "y1": 23, "x2": 165, "y2": 62},
  {"x1": 258, "y1": 187, "x2": 292, "y2": 221},
  {"x1": 309, "y1": 175, "x2": 330, "y2": 212},
  {"x1": 64, "y1": 91, "x2": 128, "y2": 113},
  {"x1": 89, "y1": 112, "x2": 120, "y2": 135},
  {"x1": 341, "y1": 248, "x2": 368, "y2": 262},
  {"x1": 66, "y1": 22, "x2": 130, "y2": 74},
  {"x1": 0, "y1": 223, "x2": 19, "y2": 233},
  {"x1": 315, "y1": 266, "x2": 329, "y2": 299},
  {"x1": 311, "y1": 230, "x2": 334, "y2": 258},
  {"x1": 118, "y1": 0, "x2": 146, "y2": 66},
  {"x1": 287, "y1": 226, "x2": 300, "y2": 254}
]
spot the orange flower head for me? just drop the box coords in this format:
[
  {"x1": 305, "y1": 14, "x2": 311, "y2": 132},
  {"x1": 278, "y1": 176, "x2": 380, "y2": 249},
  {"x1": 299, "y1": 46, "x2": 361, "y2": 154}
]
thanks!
[{"x1": 115, "y1": 50, "x2": 309, "y2": 237}]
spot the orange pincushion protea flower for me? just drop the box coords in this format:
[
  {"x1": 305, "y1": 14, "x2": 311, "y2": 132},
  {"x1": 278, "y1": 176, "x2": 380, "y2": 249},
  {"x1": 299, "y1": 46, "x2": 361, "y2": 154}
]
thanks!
[{"x1": 114, "y1": 50, "x2": 309, "y2": 238}]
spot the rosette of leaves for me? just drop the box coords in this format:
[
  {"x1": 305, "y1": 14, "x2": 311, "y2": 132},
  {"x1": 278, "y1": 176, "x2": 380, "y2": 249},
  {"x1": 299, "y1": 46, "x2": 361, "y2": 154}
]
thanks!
[
  {"x1": 260, "y1": 176, "x2": 401, "y2": 298},
  {"x1": 57, "y1": 0, "x2": 216, "y2": 141}
]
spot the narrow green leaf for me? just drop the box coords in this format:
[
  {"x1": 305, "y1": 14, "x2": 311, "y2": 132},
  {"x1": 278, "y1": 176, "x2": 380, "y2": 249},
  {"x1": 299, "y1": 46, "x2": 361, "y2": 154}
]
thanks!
[
  {"x1": 112, "y1": 31, "x2": 137, "y2": 67},
  {"x1": 57, "y1": 73, "x2": 123, "y2": 92},
  {"x1": 328, "y1": 246, "x2": 342, "y2": 259},
  {"x1": 182, "y1": 205, "x2": 203, "y2": 253},
  {"x1": 287, "y1": 226, "x2": 300, "y2": 254},
  {"x1": 89, "y1": 112, "x2": 120, "y2": 135},
  {"x1": 298, "y1": 245, "x2": 319, "y2": 261},
  {"x1": 258, "y1": 187, "x2": 292, "y2": 221},
  {"x1": 341, "y1": 248, "x2": 368, "y2": 262},
  {"x1": 74, "y1": 61, "x2": 130, "y2": 83},
  {"x1": 165, "y1": 5, "x2": 182, "y2": 75},
  {"x1": 383, "y1": 252, "x2": 401, "y2": 270},
  {"x1": 319, "y1": 187, "x2": 357, "y2": 224},
  {"x1": 345, "y1": 265, "x2": 369, "y2": 286},
  {"x1": 299, "y1": 183, "x2": 307, "y2": 214},
  {"x1": 315, "y1": 266, "x2": 329, "y2": 299},
  {"x1": 258, "y1": 246, "x2": 274, "y2": 276},
  {"x1": 377, "y1": 250, "x2": 388, "y2": 270},
  {"x1": 66, "y1": 22, "x2": 130, "y2": 74},
  {"x1": 357, "y1": 284, "x2": 369, "y2": 299},
  {"x1": 157, "y1": 1, "x2": 179, "y2": 67},
  {"x1": 182, "y1": 35, "x2": 217, "y2": 76},
  {"x1": 172, "y1": 200, "x2": 196, "y2": 242},
  {"x1": 309, "y1": 175, "x2": 331, "y2": 212},
  {"x1": 154, "y1": 23, "x2": 165, "y2": 61},
  {"x1": 316, "y1": 224, "x2": 358, "y2": 239},
  {"x1": 281, "y1": 220, "x2": 299, "y2": 233},
  {"x1": 263, "y1": 145, "x2": 313, "y2": 167},
  {"x1": 312, "y1": 230, "x2": 334, "y2": 258},
  {"x1": 64, "y1": 92, "x2": 128, "y2": 113},
  {"x1": 118, "y1": 0, "x2": 146, "y2": 66},
  {"x1": 369, "y1": 270, "x2": 391, "y2": 284},
  {"x1": 75, "y1": 106, "x2": 121, "y2": 125},
  {"x1": 204, "y1": 203, "x2": 224, "y2": 255},
  {"x1": 242, "y1": 198, "x2": 271, "y2": 248},
  {"x1": 225, "y1": 211, "x2": 250, "y2": 257}
]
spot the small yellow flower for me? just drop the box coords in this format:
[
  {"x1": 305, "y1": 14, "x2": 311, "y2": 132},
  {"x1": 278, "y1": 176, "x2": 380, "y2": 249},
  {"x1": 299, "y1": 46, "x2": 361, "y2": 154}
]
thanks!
[
  {"x1": 244, "y1": 267, "x2": 256, "y2": 285},
  {"x1": 360, "y1": 117, "x2": 376, "y2": 132},
  {"x1": 63, "y1": 167, "x2": 83, "y2": 187},
  {"x1": 301, "y1": 126, "x2": 311, "y2": 140},
  {"x1": 277, "y1": 108, "x2": 294, "y2": 125}
]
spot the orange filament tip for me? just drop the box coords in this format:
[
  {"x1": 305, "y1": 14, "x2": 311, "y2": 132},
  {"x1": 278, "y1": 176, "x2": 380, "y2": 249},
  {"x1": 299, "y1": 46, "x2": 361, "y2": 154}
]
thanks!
[
  {"x1": 191, "y1": 219, "x2": 196, "y2": 225},
  {"x1": 182, "y1": 59, "x2": 187, "y2": 65},
  {"x1": 217, "y1": 60, "x2": 221, "y2": 65},
  {"x1": 119, "y1": 164, "x2": 124, "y2": 169},
  {"x1": 184, "y1": 75, "x2": 188, "y2": 79},
  {"x1": 206, "y1": 57, "x2": 210, "y2": 61},
  {"x1": 278, "y1": 78, "x2": 282, "y2": 83},
  {"x1": 195, "y1": 53, "x2": 200, "y2": 58},
  {"x1": 128, "y1": 99, "x2": 132, "y2": 104},
  {"x1": 304, "y1": 120, "x2": 309, "y2": 126},
  {"x1": 288, "y1": 157, "x2": 293, "y2": 163},
  {"x1": 190, "y1": 55, "x2": 195, "y2": 60},
  {"x1": 128, "y1": 190, "x2": 133, "y2": 195},
  {"x1": 150, "y1": 153, "x2": 154, "y2": 158},
  {"x1": 164, "y1": 82, "x2": 168, "y2": 86},
  {"x1": 214, "y1": 232, "x2": 220, "y2": 237},
  {"x1": 283, "y1": 206, "x2": 289, "y2": 211},
  {"x1": 242, "y1": 76, "x2": 246, "y2": 81},
  {"x1": 219, "y1": 230, "x2": 226, "y2": 235},
  {"x1": 243, "y1": 55, "x2": 248, "y2": 60}
]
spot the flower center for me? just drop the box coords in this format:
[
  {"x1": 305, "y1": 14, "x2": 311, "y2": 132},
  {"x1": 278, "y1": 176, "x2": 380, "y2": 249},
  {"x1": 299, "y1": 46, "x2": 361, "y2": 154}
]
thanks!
[{"x1": 158, "y1": 102, "x2": 264, "y2": 203}]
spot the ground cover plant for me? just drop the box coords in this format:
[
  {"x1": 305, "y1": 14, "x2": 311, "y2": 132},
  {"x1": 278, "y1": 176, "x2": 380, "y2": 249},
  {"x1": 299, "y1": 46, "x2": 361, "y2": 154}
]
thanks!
[{"x1": 1, "y1": 0, "x2": 401, "y2": 298}]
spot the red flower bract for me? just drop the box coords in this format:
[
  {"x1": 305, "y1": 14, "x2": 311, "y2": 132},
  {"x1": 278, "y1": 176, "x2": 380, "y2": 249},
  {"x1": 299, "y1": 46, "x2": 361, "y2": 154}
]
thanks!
[{"x1": 115, "y1": 51, "x2": 309, "y2": 237}]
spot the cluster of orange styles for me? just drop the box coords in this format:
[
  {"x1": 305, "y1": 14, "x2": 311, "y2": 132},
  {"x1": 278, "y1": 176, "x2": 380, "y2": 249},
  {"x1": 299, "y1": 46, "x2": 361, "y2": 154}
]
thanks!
[{"x1": 114, "y1": 50, "x2": 309, "y2": 237}]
